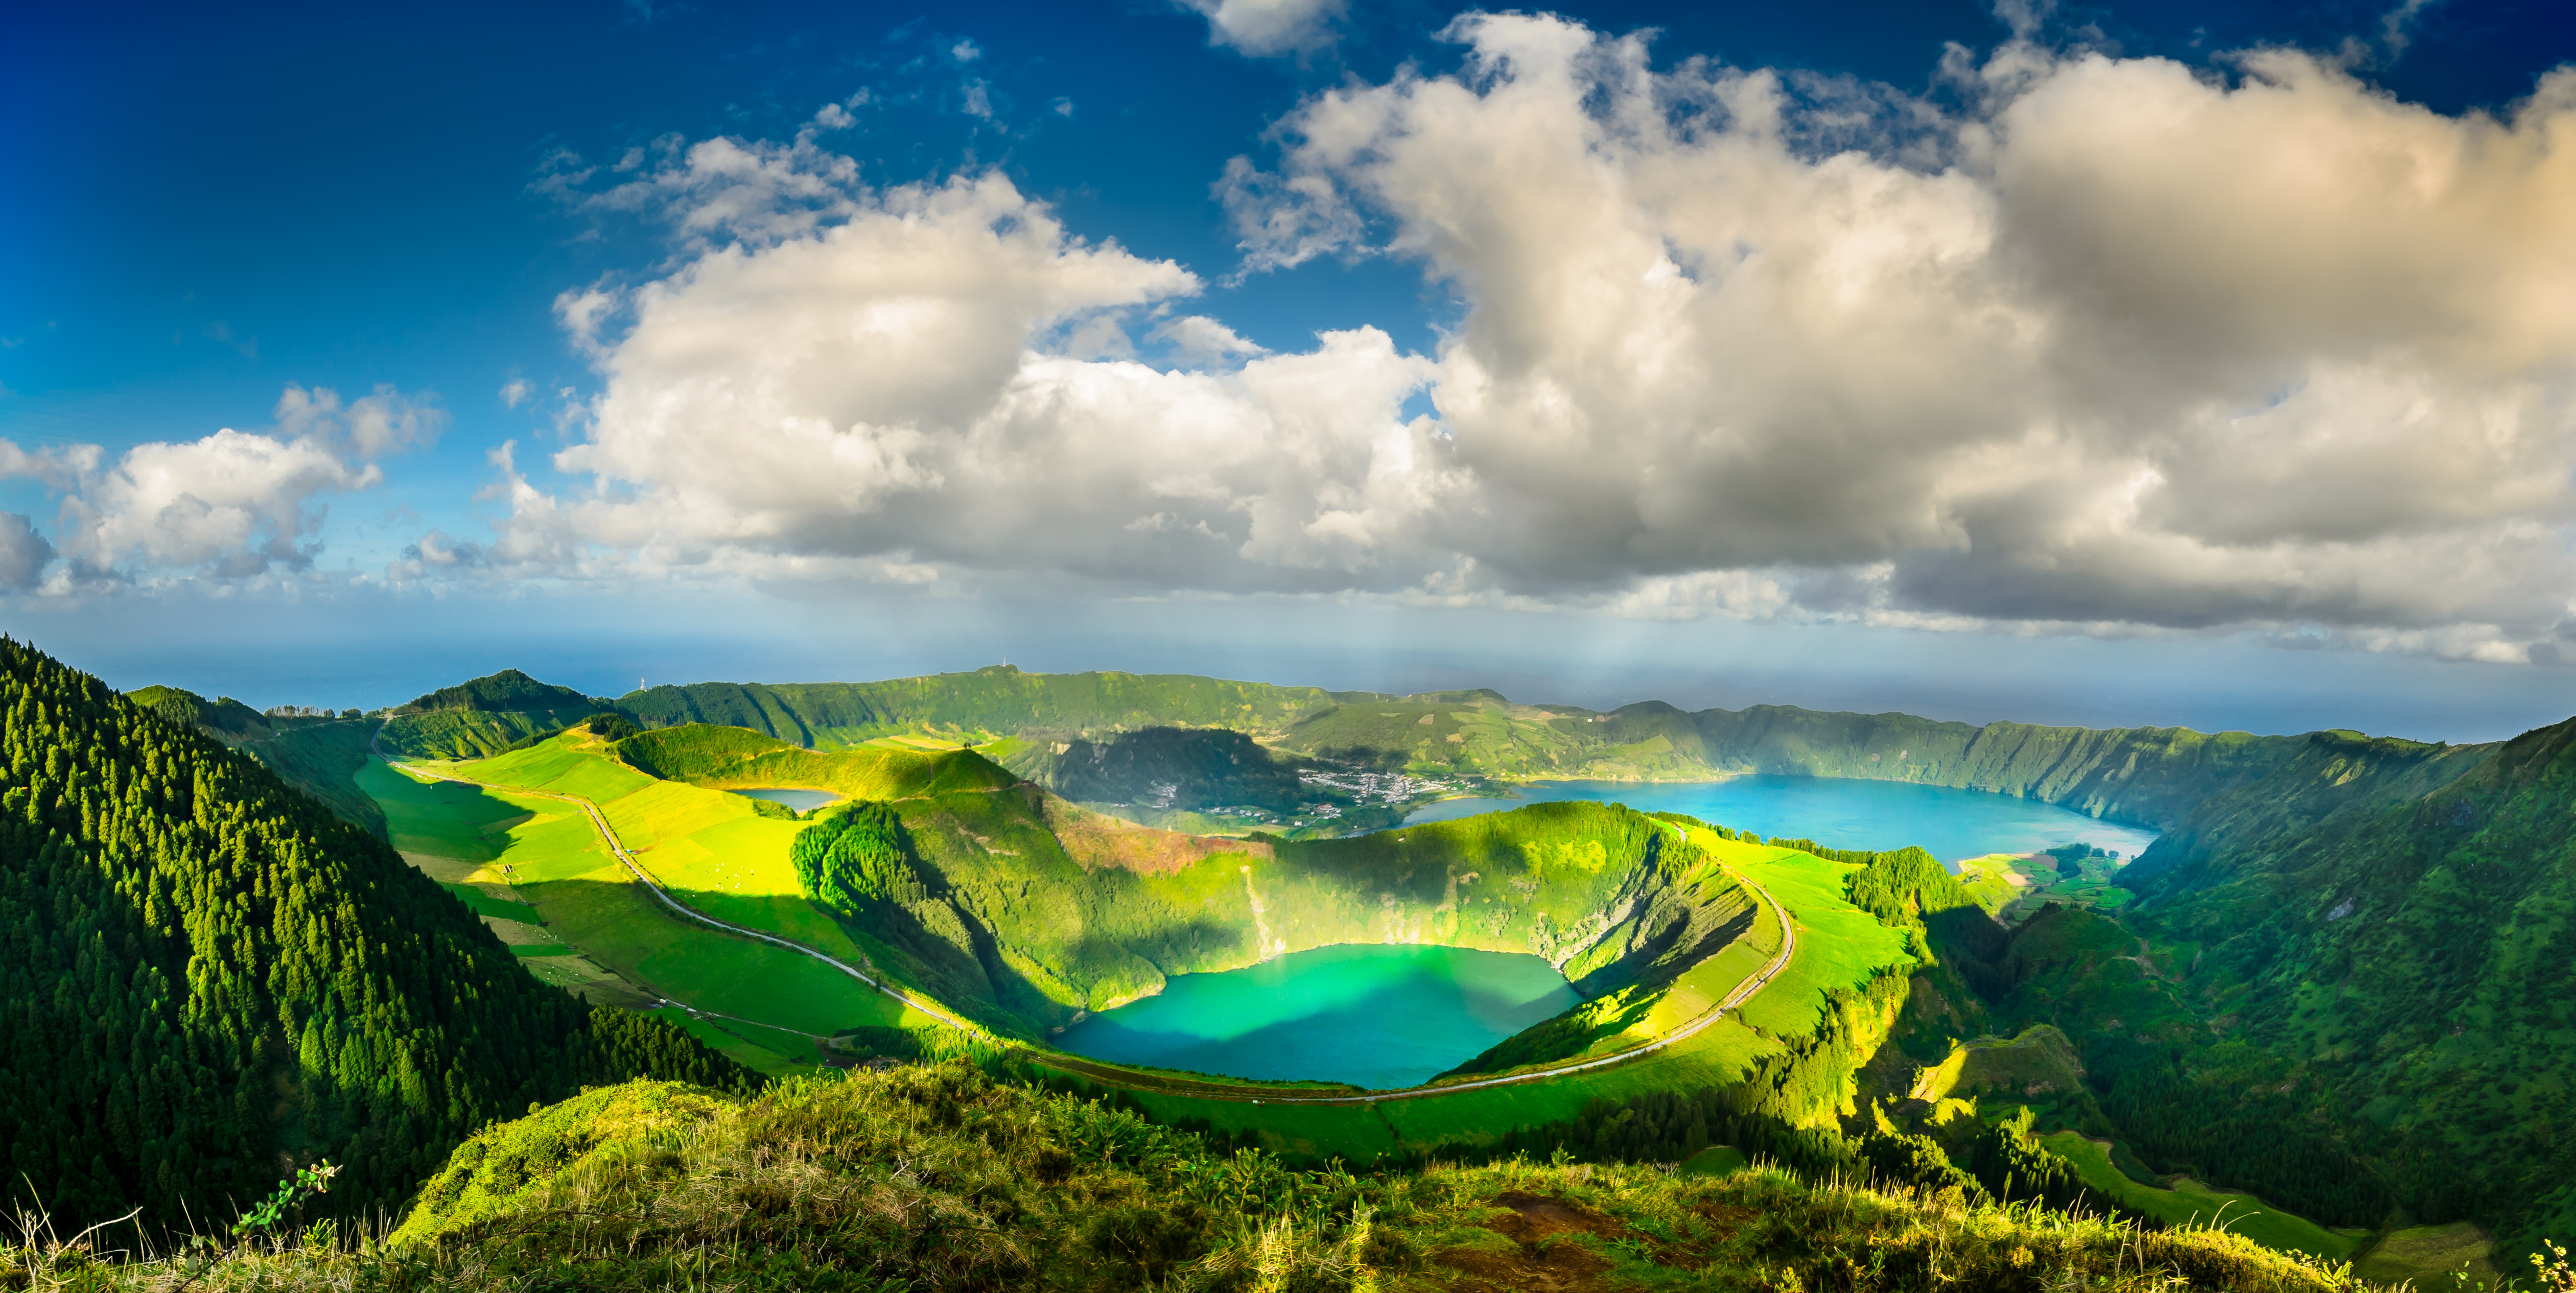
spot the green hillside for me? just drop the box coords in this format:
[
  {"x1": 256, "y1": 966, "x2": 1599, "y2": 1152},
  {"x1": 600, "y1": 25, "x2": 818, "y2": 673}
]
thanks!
[
  {"x1": 613, "y1": 721, "x2": 1019, "y2": 799},
  {"x1": 38, "y1": 1063, "x2": 2363, "y2": 1293},
  {"x1": 387, "y1": 726, "x2": 1955, "y2": 1174},
  {"x1": 405, "y1": 667, "x2": 596, "y2": 713},
  {"x1": 375, "y1": 669, "x2": 610, "y2": 760},
  {"x1": 127, "y1": 685, "x2": 392, "y2": 836},
  {"x1": 615, "y1": 664, "x2": 1379, "y2": 746},
  {"x1": 750, "y1": 737, "x2": 1762, "y2": 1039},
  {"x1": 592, "y1": 666, "x2": 2363, "y2": 834},
  {"x1": 340, "y1": 664, "x2": 2435, "y2": 846},
  {"x1": 423, "y1": 722, "x2": 1774, "y2": 1049},
  {"x1": 0, "y1": 641, "x2": 752, "y2": 1236},
  {"x1": 2089, "y1": 716, "x2": 2576, "y2": 1255},
  {"x1": 1881, "y1": 713, "x2": 2576, "y2": 1269}
]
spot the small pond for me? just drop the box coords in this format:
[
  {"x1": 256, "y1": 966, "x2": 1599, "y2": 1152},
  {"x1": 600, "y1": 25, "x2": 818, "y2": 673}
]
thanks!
[
  {"x1": 1402, "y1": 775, "x2": 2161, "y2": 865},
  {"x1": 1055, "y1": 943, "x2": 1578, "y2": 1089},
  {"x1": 725, "y1": 787, "x2": 842, "y2": 813}
]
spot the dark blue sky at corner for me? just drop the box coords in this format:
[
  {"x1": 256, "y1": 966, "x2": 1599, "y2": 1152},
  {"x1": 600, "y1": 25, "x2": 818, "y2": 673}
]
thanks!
[{"x1": 1, "y1": 0, "x2": 2573, "y2": 735}]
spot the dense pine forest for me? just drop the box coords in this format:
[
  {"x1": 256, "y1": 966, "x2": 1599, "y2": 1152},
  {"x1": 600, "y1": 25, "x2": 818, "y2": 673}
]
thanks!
[{"x1": 0, "y1": 640, "x2": 751, "y2": 1235}]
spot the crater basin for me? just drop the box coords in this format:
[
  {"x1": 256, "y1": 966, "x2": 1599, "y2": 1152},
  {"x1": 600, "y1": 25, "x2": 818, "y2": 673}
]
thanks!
[
  {"x1": 1055, "y1": 943, "x2": 1578, "y2": 1089},
  {"x1": 725, "y1": 787, "x2": 842, "y2": 813}
]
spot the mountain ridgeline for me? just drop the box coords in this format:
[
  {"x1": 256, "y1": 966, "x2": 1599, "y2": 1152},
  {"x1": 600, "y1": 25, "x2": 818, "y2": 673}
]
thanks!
[
  {"x1": 601, "y1": 668, "x2": 2389, "y2": 833},
  {"x1": 0, "y1": 641, "x2": 753, "y2": 1236},
  {"x1": 339, "y1": 664, "x2": 2486, "y2": 841},
  {"x1": 376, "y1": 668, "x2": 611, "y2": 762}
]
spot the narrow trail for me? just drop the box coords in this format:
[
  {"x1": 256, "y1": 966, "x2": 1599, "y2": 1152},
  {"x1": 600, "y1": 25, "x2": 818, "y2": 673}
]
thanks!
[{"x1": 379, "y1": 727, "x2": 1799, "y2": 1104}]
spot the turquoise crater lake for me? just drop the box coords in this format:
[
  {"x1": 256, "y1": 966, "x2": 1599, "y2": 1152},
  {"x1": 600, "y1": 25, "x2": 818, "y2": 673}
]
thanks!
[
  {"x1": 1404, "y1": 776, "x2": 2162, "y2": 865},
  {"x1": 1055, "y1": 943, "x2": 1579, "y2": 1089}
]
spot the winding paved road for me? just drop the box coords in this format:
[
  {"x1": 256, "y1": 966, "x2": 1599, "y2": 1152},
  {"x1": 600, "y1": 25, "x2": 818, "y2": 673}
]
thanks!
[{"x1": 381, "y1": 733, "x2": 1799, "y2": 1103}]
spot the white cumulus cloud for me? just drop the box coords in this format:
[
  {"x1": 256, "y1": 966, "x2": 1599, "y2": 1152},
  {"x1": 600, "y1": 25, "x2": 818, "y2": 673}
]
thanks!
[
  {"x1": 449, "y1": 15, "x2": 2576, "y2": 663},
  {"x1": 0, "y1": 383, "x2": 439, "y2": 586},
  {"x1": 1212, "y1": 13, "x2": 2576, "y2": 659},
  {"x1": 442, "y1": 159, "x2": 1443, "y2": 592},
  {"x1": 1179, "y1": 0, "x2": 1344, "y2": 56}
]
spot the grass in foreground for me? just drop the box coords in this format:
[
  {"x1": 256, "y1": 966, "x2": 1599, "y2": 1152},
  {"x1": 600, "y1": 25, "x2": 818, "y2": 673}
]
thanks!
[{"x1": 14, "y1": 1063, "x2": 2376, "y2": 1293}]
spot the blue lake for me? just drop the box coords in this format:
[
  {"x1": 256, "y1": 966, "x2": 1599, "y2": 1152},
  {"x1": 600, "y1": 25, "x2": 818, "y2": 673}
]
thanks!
[
  {"x1": 725, "y1": 787, "x2": 842, "y2": 812},
  {"x1": 1402, "y1": 776, "x2": 2162, "y2": 865},
  {"x1": 1055, "y1": 943, "x2": 1578, "y2": 1089}
]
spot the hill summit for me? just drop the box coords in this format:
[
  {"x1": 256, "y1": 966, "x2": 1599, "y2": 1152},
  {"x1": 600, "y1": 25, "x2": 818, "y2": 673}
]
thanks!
[{"x1": 405, "y1": 668, "x2": 594, "y2": 714}]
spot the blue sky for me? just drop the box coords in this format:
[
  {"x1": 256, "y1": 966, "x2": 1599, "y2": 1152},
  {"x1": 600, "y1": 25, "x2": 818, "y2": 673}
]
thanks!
[{"x1": 5, "y1": 0, "x2": 2575, "y2": 739}]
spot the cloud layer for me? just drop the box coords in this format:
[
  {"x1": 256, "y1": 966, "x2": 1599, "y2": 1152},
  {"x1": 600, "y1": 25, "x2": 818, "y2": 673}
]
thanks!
[
  {"x1": 1, "y1": 384, "x2": 441, "y2": 587},
  {"x1": 462, "y1": 16, "x2": 2576, "y2": 661}
]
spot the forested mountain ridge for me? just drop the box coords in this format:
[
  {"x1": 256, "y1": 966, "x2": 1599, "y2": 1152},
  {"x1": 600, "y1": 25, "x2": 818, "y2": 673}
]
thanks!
[
  {"x1": 127, "y1": 685, "x2": 391, "y2": 836},
  {"x1": 0, "y1": 640, "x2": 751, "y2": 1235},
  {"x1": 337, "y1": 666, "x2": 2444, "y2": 841},
  {"x1": 1938, "y1": 715, "x2": 2576, "y2": 1259},
  {"x1": 604, "y1": 668, "x2": 2363, "y2": 831},
  {"x1": 617, "y1": 665, "x2": 1383, "y2": 746},
  {"x1": 376, "y1": 668, "x2": 614, "y2": 761},
  {"x1": 402, "y1": 668, "x2": 595, "y2": 714}
]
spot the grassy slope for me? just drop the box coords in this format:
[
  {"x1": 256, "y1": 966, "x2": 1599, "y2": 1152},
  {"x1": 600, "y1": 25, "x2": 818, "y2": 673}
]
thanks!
[
  {"x1": 615, "y1": 664, "x2": 1374, "y2": 747},
  {"x1": 72, "y1": 1064, "x2": 2361, "y2": 1293},
  {"x1": 378, "y1": 706, "x2": 602, "y2": 760},
  {"x1": 852, "y1": 794, "x2": 1772, "y2": 1041}
]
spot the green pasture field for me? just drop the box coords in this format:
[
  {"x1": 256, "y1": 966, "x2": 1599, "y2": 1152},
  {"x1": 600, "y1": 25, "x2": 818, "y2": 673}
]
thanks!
[
  {"x1": 363, "y1": 746, "x2": 926, "y2": 1062},
  {"x1": 361, "y1": 758, "x2": 531, "y2": 864},
  {"x1": 473, "y1": 737, "x2": 886, "y2": 968},
  {"x1": 1638, "y1": 866, "x2": 1787, "y2": 1036},
  {"x1": 2040, "y1": 1132, "x2": 2358, "y2": 1262},
  {"x1": 666, "y1": 1013, "x2": 810, "y2": 1075},
  {"x1": 1957, "y1": 854, "x2": 2034, "y2": 916},
  {"x1": 454, "y1": 737, "x2": 662, "y2": 804}
]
